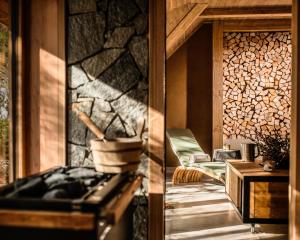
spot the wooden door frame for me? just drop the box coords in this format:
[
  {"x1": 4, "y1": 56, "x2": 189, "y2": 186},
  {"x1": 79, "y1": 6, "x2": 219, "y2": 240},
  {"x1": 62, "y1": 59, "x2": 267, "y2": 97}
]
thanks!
[
  {"x1": 149, "y1": 0, "x2": 166, "y2": 239},
  {"x1": 12, "y1": 0, "x2": 66, "y2": 177},
  {"x1": 8, "y1": 0, "x2": 22, "y2": 180},
  {"x1": 290, "y1": 0, "x2": 300, "y2": 238}
]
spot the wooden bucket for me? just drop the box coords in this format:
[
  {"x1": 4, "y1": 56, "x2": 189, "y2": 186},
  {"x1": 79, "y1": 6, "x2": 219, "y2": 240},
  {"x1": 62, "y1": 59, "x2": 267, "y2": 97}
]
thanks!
[{"x1": 90, "y1": 138, "x2": 143, "y2": 169}]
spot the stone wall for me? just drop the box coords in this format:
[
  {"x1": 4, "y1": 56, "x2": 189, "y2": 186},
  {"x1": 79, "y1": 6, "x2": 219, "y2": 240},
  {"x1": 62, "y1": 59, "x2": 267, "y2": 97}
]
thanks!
[
  {"x1": 223, "y1": 32, "x2": 291, "y2": 140},
  {"x1": 67, "y1": 0, "x2": 148, "y2": 167},
  {"x1": 67, "y1": 1, "x2": 149, "y2": 239}
]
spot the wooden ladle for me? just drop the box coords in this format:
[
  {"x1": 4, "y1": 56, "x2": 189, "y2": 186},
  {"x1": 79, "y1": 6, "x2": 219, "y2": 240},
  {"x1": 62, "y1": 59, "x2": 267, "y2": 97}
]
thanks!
[
  {"x1": 77, "y1": 111, "x2": 107, "y2": 142},
  {"x1": 76, "y1": 110, "x2": 145, "y2": 142}
]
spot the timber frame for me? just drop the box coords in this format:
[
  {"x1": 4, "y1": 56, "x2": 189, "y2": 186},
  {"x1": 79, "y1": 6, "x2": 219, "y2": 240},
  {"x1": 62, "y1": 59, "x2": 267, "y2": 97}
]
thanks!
[
  {"x1": 12, "y1": 0, "x2": 66, "y2": 176},
  {"x1": 290, "y1": 0, "x2": 300, "y2": 238},
  {"x1": 149, "y1": 0, "x2": 166, "y2": 239}
]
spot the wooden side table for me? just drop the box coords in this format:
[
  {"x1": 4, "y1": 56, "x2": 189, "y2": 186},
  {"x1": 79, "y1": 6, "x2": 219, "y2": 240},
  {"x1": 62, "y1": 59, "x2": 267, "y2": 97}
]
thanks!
[{"x1": 225, "y1": 160, "x2": 289, "y2": 233}]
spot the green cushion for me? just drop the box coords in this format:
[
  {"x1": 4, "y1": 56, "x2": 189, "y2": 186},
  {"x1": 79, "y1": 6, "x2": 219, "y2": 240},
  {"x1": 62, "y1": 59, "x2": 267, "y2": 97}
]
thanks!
[
  {"x1": 167, "y1": 128, "x2": 226, "y2": 182},
  {"x1": 193, "y1": 162, "x2": 226, "y2": 180},
  {"x1": 166, "y1": 129, "x2": 204, "y2": 166}
]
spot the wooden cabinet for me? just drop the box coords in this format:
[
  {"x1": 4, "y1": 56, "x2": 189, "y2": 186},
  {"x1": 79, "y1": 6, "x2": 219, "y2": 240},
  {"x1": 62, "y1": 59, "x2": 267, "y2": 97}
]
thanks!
[{"x1": 225, "y1": 160, "x2": 289, "y2": 225}]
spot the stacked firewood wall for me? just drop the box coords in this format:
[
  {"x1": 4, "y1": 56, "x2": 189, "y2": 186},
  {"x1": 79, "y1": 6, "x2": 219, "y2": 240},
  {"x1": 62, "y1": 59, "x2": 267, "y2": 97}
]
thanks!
[{"x1": 223, "y1": 32, "x2": 291, "y2": 140}]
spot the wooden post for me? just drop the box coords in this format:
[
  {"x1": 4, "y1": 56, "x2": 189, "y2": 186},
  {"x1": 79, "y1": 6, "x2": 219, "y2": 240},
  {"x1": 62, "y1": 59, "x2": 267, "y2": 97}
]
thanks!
[
  {"x1": 212, "y1": 21, "x2": 223, "y2": 151},
  {"x1": 149, "y1": 0, "x2": 166, "y2": 239},
  {"x1": 20, "y1": 0, "x2": 66, "y2": 175},
  {"x1": 290, "y1": 0, "x2": 300, "y2": 238}
]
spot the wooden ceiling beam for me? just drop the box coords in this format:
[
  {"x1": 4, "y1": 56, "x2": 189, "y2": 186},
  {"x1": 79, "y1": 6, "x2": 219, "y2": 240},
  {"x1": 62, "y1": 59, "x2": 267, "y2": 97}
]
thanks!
[
  {"x1": 200, "y1": 6, "x2": 292, "y2": 20},
  {"x1": 223, "y1": 19, "x2": 291, "y2": 32},
  {"x1": 205, "y1": 0, "x2": 291, "y2": 8},
  {"x1": 167, "y1": 3, "x2": 195, "y2": 36},
  {"x1": 167, "y1": 3, "x2": 207, "y2": 59},
  {"x1": 167, "y1": 0, "x2": 207, "y2": 12}
]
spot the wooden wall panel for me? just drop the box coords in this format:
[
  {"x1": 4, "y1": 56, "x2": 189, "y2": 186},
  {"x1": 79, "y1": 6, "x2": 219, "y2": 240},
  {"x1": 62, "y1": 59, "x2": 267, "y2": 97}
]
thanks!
[
  {"x1": 212, "y1": 21, "x2": 223, "y2": 151},
  {"x1": 166, "y1": 44, "x2": 187, "y2": 167},
  {"x1": 166, "y1": 44, "x2": 187, "y2": 130},
  {"x1": 149, "y1": 0, "x2": 165, "y2": 239},
  {"x1": 24, "y1": 0, "x2": 66, "y2": 175},
  {"x1": 290, "y1": 0, "x2": 300, "y2": 238},
  {"x1": 187, "y1": 23, "x2": 213, "y2": 155},
  {"x1": 250, "y1": 182, "x2": 288, "y2": 219}
]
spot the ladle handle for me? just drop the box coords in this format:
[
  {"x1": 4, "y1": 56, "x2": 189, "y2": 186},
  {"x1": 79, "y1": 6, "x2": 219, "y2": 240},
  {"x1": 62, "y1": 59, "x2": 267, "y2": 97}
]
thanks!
[
  {"x1": 136, "y1": 117, "x2": 145, "y2": 140},
  {"x1": 78, "y1": 112, "x2": 106, "y2": 140}
]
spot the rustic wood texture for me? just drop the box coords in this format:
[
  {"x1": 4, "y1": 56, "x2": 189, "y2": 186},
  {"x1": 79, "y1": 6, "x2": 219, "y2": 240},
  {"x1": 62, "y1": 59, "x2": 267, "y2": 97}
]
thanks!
[
  {"x1": 166, "y1": 44, "x2": 187, "y2": 131},
  {"x1": 290, "y1": 0, "x2": 300, "y2": 238},
  {"x1": 226, "y1": 165, "x2": 241, "y2": 210},
  {"x1": 167, "y1": 0, "x2": 206, "y2": 11},
  {"x1": 166, "y1": 44, "x2": 187, "y2": 167},
  {"x1": 223, "y1": 32, "x2": 291, "y2": 140},
  {"x1": 149, "y1": 0, "x2": 165, "y2": 239},
  {"x1": 0, "y1": 210, "x2": 95, "y2": 230},
  {"x1": 167, "y1": 4, "x2": 292, "y2": 59},
  {"x1": 167, "y1": 4, "x2": 195, "y2": 36},
  {"x1": 226, "y1": 160, "x2": 289, "y2": 224},
  {"x1": 167, "y1": 0, "x2": 291, "y2": 11},
  {"x1": 250, "y1": 182, "x2": 288, "y2": 219},
  {"x1": 201, "y1": 7, "x2": 292, "y2": 20},
  {"x1": 24, "y1": 0, "x2": 66, "y2": 175},
  {"x1": 77, "y1": 111, "x2": 105, "y2": 139},
  {"x1": 212, "y1": 21, "x2": 223, "y2": 150},
  {"x1": 0, "y1": 0, "x2": 8, "y2": 26},
  {"x1": 227, "y1": 160, "x2": 289, "y2": 179},
  {"x1": 187, "y1": 24, "x2": 213, "y2": 154},
  {"x1": 206, "y1": 0, "x2": 291, "y2": 8},
  {"x1": 166, "y1": 3, "x2": 207, "y2": 59},
  {"x1": 223, "y1": 19, "x2": 291, "y2": 32},
  {"x1": 105, "y1": 175, "x2": 143, "y2": 224},
  {"x1": 13, "y1": 0, "x2": 26, "y2": 179}
]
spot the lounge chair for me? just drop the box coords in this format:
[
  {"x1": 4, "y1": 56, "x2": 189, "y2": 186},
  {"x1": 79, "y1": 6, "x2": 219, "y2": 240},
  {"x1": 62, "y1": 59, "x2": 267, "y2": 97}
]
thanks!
[{"x1": 167, "y1": 128, "x2": 226, "y2": 184}]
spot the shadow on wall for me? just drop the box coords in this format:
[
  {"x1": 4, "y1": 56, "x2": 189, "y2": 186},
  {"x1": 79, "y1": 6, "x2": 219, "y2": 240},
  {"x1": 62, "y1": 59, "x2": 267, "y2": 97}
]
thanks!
[{"x1": 67, "y1": 0, "x2": 149, "y2": 167}]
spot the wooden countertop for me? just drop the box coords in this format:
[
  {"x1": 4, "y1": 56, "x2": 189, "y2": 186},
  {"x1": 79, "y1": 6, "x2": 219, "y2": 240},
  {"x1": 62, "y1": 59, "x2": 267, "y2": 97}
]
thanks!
[{"x1": 226, "y1": 160, "x2": 289, "y2": 179}]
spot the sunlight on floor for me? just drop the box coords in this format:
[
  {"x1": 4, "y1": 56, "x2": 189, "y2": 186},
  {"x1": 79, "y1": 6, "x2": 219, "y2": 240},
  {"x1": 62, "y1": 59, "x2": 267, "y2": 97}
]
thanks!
[{"x1": 165, "y1": 168, "x2": 288, "y2": 240}]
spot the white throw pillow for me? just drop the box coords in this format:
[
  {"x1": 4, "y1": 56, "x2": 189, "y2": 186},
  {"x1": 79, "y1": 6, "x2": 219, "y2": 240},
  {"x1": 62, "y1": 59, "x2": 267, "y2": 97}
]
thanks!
[{"x1": 189, "y1": 153, "x2": 211, "y2": 163}]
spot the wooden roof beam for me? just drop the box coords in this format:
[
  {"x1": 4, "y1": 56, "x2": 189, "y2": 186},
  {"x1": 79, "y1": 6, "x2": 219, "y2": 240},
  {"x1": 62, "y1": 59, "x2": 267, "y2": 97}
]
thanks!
[
  {"x1": 200, "y1": 6, "x2": 292, "y2": 20},
  {"x1": 167, "y1": 0, "x2": 207, "y2": 12},
  {"x1": 167, "y1": 3, "x2": 196, "y2": 36},
  {"x1": 167, "y1": 3, "x2": 208, "y2": 59},
  {"x1": 223, "y1": 19, "x2": 291, "y2": 32}
]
